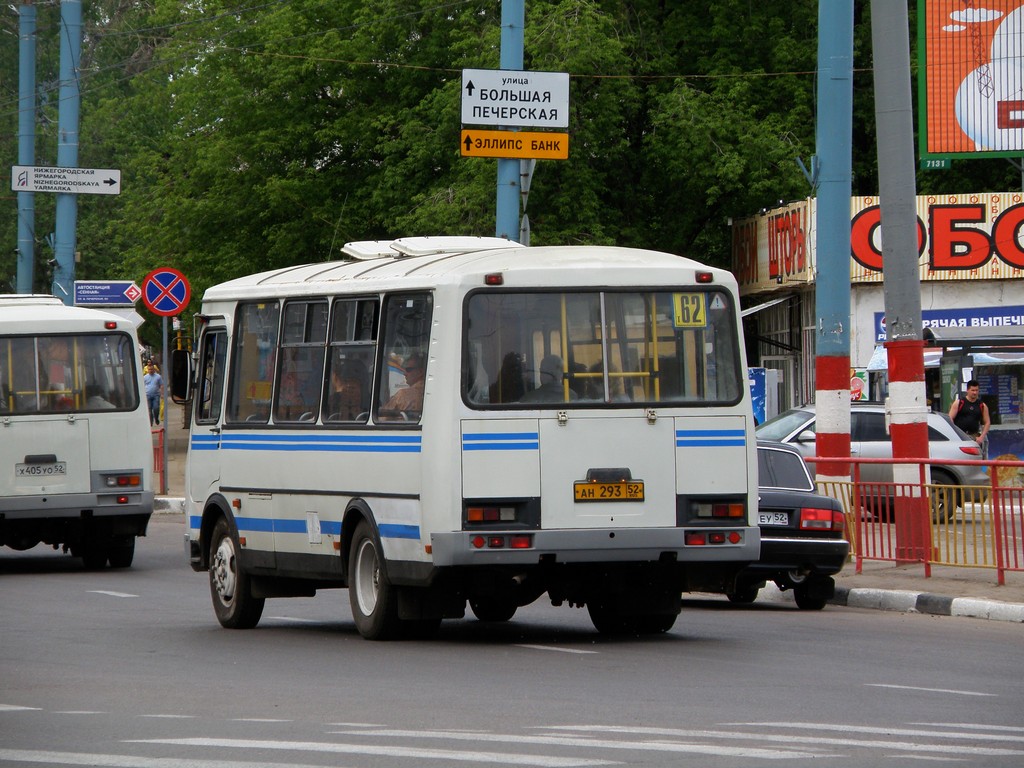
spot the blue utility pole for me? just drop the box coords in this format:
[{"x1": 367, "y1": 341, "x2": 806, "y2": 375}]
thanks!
[
  {"x1": 495, "y1": 0, "x2": 524, "y2": 241},
  {"x1": 53, "y1": 0, "x2": 82, "y2": 304},
  {"x1": 17, "y1": 0, "x2": 37, "y2": 293},
  {"x1": 812, "y1": 0, "x2": 854, "y2": 484}
]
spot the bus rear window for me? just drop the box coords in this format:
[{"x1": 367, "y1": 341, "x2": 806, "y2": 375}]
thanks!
[
  {"x1": 0, "y1": 333, "x2": 140, "y2": 414},
  {"x1": 464, "y1": 290, "x2": 742, "y2": 407}
]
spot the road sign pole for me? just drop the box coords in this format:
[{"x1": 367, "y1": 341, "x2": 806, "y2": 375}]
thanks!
[
  {"x1": 161, "y1": 315, "x2": 169, "y2": 494},
  {"x1": 495, "y1": 0, "x2": 525, "y2": 242},
  {"x1": 53, "y1": 0, "x2": 82, "y2": 305}
]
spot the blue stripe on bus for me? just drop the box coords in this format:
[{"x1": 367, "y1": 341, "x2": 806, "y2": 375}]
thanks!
[
  {"x1": 214, "y1": 433, "x2": 422, "y2": 453},
  {"x1": 378, "y1": 523, "x2": 420, "y2": 540},
  {"x1": 462, "y1": 432, "x2": 540, "y2": 451},
  {"x1": 186, "y1": 517, "x2": 398, "y2": 540},
  {"x1": 675, "y1": 429, "x2": 746, "y2": 448}
]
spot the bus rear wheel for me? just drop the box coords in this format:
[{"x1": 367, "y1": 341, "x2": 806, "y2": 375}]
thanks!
[
  {"x1": 587, "y1": 601, "x2": 677, "y2": 635},
  {"x1": 209, "y1": 517, "x2": 264, "y2": 629},
  {"x1": 348, "y1": 521, "x2": 402, "y2": 640},
  {"x1": 108, "y1": 537, "x2": 135, "y2": 568}
]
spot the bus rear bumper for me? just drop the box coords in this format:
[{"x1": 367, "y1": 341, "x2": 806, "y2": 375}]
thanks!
[{"x1": 430, "y1": 526, "x2": 760, "y2": 567}]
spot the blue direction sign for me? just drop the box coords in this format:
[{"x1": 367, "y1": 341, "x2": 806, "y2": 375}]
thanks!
[
  {"x1": 74, "y1": 280, "x2": 141, "y2": 306},
  {"x1": 142, "y1": 267, "x2": 191, "y2": 317}
]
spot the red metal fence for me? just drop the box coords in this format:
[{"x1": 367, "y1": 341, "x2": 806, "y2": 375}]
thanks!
[{"x1": 810, "y1": 456, "x2": 1024, "y2": 585}]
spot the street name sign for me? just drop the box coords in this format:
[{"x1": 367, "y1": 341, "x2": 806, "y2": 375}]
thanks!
[
  {"x1": 461, "y1": 69, "x2": 569, "y2": 129},
  {"x1": 74, "y1": 280, "x2": 141, "y2": 307},
  {"x1": 461, "y1": 130, "x2": 569, "y2": 160},
  {"x1": 11, "y1": 165, "x2": 121, "y2": 195}
]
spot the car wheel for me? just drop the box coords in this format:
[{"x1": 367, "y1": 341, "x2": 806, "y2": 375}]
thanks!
[
  {"x1": 107, "y1": 537, "x2": 135, "y2": 568},
  {"x1": 930, "y1": 469, "x2": 959, "y2": 524},
  {"x1": 348, "y1": 520, "x2": 403, "y2": 640},
  {"x1": 793, "y1": 584, "x2": 828, "y2": 610},
  {"x1": 209, "y1": 517, "x2": 265, "y2": 629}
]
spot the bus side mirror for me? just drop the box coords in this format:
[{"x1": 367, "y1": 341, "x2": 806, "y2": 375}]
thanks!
[{"x1": 170, "y1": 348, "x2": 193, "y2": 405}]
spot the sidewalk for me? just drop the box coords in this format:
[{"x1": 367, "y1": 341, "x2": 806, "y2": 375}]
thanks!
[{"x1": 154, "y1": 403, "x2": 1024, "y2": 623}]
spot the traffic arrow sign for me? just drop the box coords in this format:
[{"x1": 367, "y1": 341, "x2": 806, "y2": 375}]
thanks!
[
  {"x1": 11, "y1": 165, "x2": 122, "y2": 195},
  {"x1": 461, "y1": 129, "x2": 569, "y2": 160},
  {"x1": 74, "y1": 280, "x2": 142, "y2": 306}
]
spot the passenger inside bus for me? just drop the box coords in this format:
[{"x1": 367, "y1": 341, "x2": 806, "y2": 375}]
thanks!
[
  {"x1": 489, "y1": 351, "x2": 526, "y2": 403},
  {"x1": 379, "y1": 352, "x2": 425, "y2": 418},
  {"x1": 327, "y1": 359, "x2": 369, "y2": 421},
  {"x1": 521, "y1": 354, "x2": 577, "y2": 403}
]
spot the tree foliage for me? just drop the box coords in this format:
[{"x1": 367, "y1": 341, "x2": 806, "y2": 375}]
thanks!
[{"x1": 0, "y1": 0, "x2": 1018, "y2": 324}]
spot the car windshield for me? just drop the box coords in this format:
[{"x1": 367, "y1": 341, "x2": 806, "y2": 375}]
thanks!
[
  {"x1": 757, "y1": 446, "x2": 814, "y2": 491},
  {"x1": 756, "y1": 409, "x2": 813, "y2": 441}
]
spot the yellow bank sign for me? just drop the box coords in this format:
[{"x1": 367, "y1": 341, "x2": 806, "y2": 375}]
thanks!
[{"x1": 461, "y1": 130, "x2": 569, "y2": 160}]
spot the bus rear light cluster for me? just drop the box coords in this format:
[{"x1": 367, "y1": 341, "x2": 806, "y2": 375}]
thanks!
[
  {"x1": 467, "y1": 506, "x2": 516, "y2": 523},
  {"x1": 116, "y1": 495, "x2": 130, "y2": 505},
  {"x1": 694, "y1": 502, "x2": 745, "y2": 519},
  {"x1": 470, "y1": 534, "x2": 533, "y2": 550},
  {"x1": 105, "y1": 474, "x2": 141, "y2": 488},
  {"x1": 799, "y1": 508, "x2": 845, "y2": 532},
  {"x1": 685, "y1": 530, "x2": 743, "y2": 546}
]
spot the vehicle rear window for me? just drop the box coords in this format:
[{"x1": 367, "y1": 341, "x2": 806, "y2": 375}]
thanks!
[{"x1": 758, "y1": 447, "x2": 814, "y2": 491}]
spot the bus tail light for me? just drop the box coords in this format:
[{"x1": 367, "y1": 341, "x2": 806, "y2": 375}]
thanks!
[
  {"x1": 693, "y1": 502, "x2": 745, "y2": 519},
  {"x1": 466, "y1": 506, "x2": 516, "y2": 523},
  {"x1": 470, "y1": 534, "x2": 533, "y2": 549},
  {"x1": 686, "y1": 530, "x2": 744, "y2": 546},
  {"x1": 105, "y1": 473, "x2": 141, "y2": 487}
]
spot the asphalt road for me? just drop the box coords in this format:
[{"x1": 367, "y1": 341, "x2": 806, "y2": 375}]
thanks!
[{"x1": 2, "y1": 516, "x2": 1023, "y2": 768}]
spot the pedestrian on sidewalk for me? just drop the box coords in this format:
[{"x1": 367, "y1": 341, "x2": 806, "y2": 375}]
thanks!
[{"x1": 144, "y1": 362, "x2": 163, "y2": 425}]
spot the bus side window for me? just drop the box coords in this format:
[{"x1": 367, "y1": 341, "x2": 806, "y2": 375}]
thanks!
[
  {"x1": 227, "y1": 302, "x2": 280, "y2": 424},
  {"x1": 325, "y1": 298, "x2": 377, "y2": 423},
  {"x1": 375, "y1": 294, "x2": 432, "y2": 422},
  {"x1": 196, "y1": 330, "x2": 227, "y2": 423},
  {"x1": 274, "y1": 300, "x2": 328, "y2": 423}
]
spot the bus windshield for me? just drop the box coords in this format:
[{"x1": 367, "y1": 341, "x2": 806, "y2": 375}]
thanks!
[
  {"x1": 464, "y1": 289, "x2": 742, "y2": 407},
  {"x1": 0, "y1": 333, "x2": 140, "y2": 415}
]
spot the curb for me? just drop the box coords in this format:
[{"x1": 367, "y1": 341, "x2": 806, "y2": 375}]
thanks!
[{"x1": 831, "y1": 585, "x2": 1024, "y2": 623}]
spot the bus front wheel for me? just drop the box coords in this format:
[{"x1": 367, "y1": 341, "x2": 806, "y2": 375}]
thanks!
[
  {"x1": 209, "y1": 517, "x2": 264, "y2": 629},
  {"x1": 348, "y1": 521, "x2": 402, "y2": 640}
]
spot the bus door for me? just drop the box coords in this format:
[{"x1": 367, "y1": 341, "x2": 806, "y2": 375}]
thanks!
[{"x1": 188, "y1": 325, "x2": 228, "y2": 511}]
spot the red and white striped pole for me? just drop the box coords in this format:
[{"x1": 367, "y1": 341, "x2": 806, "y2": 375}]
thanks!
[{"x1": 886, "y1": 339, "x2": 930, "y2": 562}]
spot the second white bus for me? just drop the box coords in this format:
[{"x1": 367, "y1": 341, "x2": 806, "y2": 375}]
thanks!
[
  {"x1": 0, "y1": 295, "x2": 154, "y2": 567},
  {"x1": 174, "y1": 238, "x2": 759, "y2": 638}
]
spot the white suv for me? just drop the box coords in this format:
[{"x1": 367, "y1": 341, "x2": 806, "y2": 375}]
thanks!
[{"x1": 756, "y1": 403, "x2": 989, "y2": 521}]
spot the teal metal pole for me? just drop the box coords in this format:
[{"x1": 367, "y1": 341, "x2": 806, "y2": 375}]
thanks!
[
  {"x1": 53, "y1": 0, "x2": 82, "y2": 304},
  {"x1": 17, "y1": 0, "x2": 37, "y2": 293},
  {"x1": 813, "y1": 0, "x2": 854, "y2": 484},
  {"x1": 495, "y1": 0, "x2": 524, "y2": 241}
]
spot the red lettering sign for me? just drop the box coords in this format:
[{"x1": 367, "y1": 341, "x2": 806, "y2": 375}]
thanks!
[
  {"x1": 929, "y1": 204, "x2": 991, "y2": 269},
  {"x1": 992, "y1": 203, "x2": 1024, "y2": 268}
]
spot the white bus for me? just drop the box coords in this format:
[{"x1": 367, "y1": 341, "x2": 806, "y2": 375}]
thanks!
[
  {"x1": 174, "y1": 237, "x2": 758, "y2": 638},
  {"x1": 0, "y1": 295, "x2": 154, "y2": 567}
]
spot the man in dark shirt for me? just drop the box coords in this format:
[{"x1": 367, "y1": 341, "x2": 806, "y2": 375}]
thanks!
[{"x1": 948, "y1": 379, "x2": 990, "y2": 446}]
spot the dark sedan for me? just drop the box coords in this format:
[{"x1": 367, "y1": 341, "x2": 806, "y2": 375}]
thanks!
[{"x1": 728, "y1": 442, "x2": 850, "y2": 610}]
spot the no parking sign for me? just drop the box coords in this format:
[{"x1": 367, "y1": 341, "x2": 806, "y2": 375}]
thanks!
[{"x1": 142, "y1": 267, "x2": 190, "y2": 316}]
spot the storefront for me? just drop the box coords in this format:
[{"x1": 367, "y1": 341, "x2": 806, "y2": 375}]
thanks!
[{"x1": 733, "y1": 192, "x2": 1024, "y2": 467}]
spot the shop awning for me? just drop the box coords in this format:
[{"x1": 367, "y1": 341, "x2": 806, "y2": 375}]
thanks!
[
  {"x1": 866, "y1": 345, "x2": 1024, "y2": 372},
  {"x1": 741, "y1": 295, "x2": 790, "y2": 318}
]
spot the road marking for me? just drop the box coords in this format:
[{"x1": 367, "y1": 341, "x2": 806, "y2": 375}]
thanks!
[
  {"x1": 332, "y1": 728, "x2": 829, "y2": 759},
  {"x1": 128, "y1": 737, "x2": 616, "y2": 767},
  {"x1": 88, "y1": 590, "x2": 137, "y2": 598},
  {"x1": 0, "y1": 704, "x2": 40, "y2": 712},
  {"x1": 731, "y1": 722, "x2": 1024, "y2": 743},
  {"x1": 0, "y1": 749, "x2": 349, "y2": 767},
  {"x1": 139, "y1": 714, "x2": 197, "y2": 719},
  {"x1": 515, "y1": 644, "x2": 598, "y2": 655},
  {"x1": 911, "y1": 723, "x2": 1024, "y2": 733},
  {"x1": 865, "y1": 683, "x2": 997, "y2": 697},
  {"x1": 232, "y1": 718, "x2": 292, "y2": 723},
  {"x1": 541, "y1": 725, "x2": 1024, "y2": 757}
]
